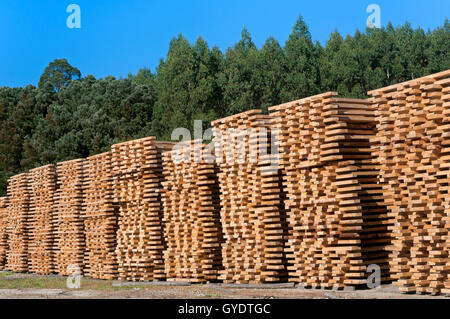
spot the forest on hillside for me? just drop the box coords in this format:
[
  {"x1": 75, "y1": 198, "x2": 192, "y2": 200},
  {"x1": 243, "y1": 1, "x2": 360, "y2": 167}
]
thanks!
[{"x1": 0, "y1": 16, "x2": 449, "y2": 196}]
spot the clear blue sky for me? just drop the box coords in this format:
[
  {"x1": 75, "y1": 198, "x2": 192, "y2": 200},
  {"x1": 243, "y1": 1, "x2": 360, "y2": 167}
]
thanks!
[{"x1": 0, "y1": 0, "x2": 448, "y2": 87}]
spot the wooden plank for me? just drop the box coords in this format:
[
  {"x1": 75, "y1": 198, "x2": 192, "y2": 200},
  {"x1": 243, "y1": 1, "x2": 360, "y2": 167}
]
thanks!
[
  {"x1": 28, "y1": 165, "x2": 57, "y2": 275},
  {"x1": 269, "y1": 94, "x2": 392, "y2": 288},
  {"x1": 212, "y1": 110, "x2": 288, "y2": 284},
  {"x1": 161, "y1": 141, "x2": 223, "y2": 283},
  {"x1": 5, "y1": 173, "x2": 30, "y2": 273},
  {"x1": 83, "y1": 151, "x2": 119, "y2": 280},
  {"x1": 53, "y1": 159, "x2": 86, "y2": 276},
  {"x1": 0, "y1": 197, "x2": 9, "y2": 269},
  {"x1": 112, "y1": 137, "x2": 175, "y2": 282},
  {"x1": 368, "y1": 69, "x2": 450, "y2": 295}
]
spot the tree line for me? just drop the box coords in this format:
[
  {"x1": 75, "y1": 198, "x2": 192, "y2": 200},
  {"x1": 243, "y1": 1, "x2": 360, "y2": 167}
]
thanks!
[{"x1": 0, "y1": 16, "x2": 449, "y2": 195}]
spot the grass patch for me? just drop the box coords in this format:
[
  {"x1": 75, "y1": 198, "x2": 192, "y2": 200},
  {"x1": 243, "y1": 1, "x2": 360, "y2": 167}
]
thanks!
[
  {"x1": 0, "y1": 274, "x2": 150, "y2": 291},
  {"x1": 79, "y1": 279, "x2": 125, "y2": 291},
  {"x1": 0, "y1": 271, "x2": 14, "y2": 278},
  {"x1": 0, "y1": 277, "x2": 67, "y2": 289}
]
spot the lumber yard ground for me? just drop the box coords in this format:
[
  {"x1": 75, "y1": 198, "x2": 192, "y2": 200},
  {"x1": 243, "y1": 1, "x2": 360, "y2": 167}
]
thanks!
[{"x1": 0, "y1": 271, "x2": 445, "y2": 299}]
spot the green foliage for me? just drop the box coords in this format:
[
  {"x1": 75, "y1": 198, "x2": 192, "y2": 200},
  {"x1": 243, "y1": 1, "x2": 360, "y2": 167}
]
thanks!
[
  {"x1": 153, "y1": 35, "x2": 222, "y2": 139},
  {"x1": 38, "y1": 58, "x2": 81, "y2": 92},
  {"x1": 282, "y1": 16, "x2": 321, "y2": 100},
  {"x1": 259, "y1": 37, "x2": 287, "y2": 112},
  {"x1": 0, "y1": 17, "x2": 449, "y2": 195},
  {"x1": 219, "y1": 27, "x2": 261, "y2": 115}
]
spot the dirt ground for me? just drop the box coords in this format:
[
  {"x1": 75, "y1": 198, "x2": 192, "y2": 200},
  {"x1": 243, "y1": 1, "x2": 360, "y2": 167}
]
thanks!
[{"x1": 0, "y1": 271, "x2": 447, "y2": 299}]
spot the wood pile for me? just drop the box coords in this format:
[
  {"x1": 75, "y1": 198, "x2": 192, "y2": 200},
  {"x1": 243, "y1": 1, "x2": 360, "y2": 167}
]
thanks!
[
  {"x1": 28, "y1": 165, "x2": 57, "y2": 274},
  {"x1": 0, "y1": 197, "x2": 8, "y2": 269},
  {"x1": 83, "y1": 152, "x2": 119, "y2": 280},
  {"x1": 5, "y1": 173, "x2": 30, "y2": 272},
  {"x1": 53, "y1": 159, "x2": 86, "y2": 276},
  {"x1": 212, "y1": 110, "x2": 288, "y2": 284},
  {"x1": 161, "y1": 140, "x2": 223, "y2": 282},
  {"x1": 0, "y1": 68, "x2": 448, "y2": 293},
  {"x1": 368, "y1": 70, "x2": 450, "y2": 295},
  {"x1": 112, "y1": 137, "x2": 174, "y2": 281},
  {"x1": 269, "y1": 93, "x2": 391, "y2": 289}
]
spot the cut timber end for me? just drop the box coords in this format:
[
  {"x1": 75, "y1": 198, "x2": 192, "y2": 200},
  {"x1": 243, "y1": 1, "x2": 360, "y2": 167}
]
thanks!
[
  {"x1": 54, "y1": 158, "x2": 86, "y2": 276},
  {"x1": 269, "y1": 93, "x2": 391, "y2": 289},
  {"x1": 368, "y1": 69, "x2": 450, "y2": 295},
  {"x1": 211, "y1": 109, "x2": 262, "y2": 126},
  {"x1": 112, "y1": 137, "x2": 166, "y2": 282},
  {"x1": 28, "y1": 165, "x2": 57, "y2": 275},
  {"x1": 0, "y1": 197, "x2": 9, "y2": 270},
  {"x1": 162, "y1": 141, "x2": 223, "y2": 283},
  {"x1": 83, "y1": 151, "x2": 119, "y2": 280},
  {"x1": 368, "y1": 69, "x2": 450, "y2": 95},
  {"x1": 212, "y1": 109, "x2": 288, "y2": 284},
  {"x1": 268, "y1": 92, "x2": 338, "y2": 112},
  {"x1": 5, "y1": 173, "x2": 31, "y2": 273}
]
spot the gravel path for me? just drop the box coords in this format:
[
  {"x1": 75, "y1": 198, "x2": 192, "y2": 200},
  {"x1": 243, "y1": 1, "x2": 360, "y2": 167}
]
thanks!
[{"x1": 0, "y1": 272, "x2": 446, "y2": 299}]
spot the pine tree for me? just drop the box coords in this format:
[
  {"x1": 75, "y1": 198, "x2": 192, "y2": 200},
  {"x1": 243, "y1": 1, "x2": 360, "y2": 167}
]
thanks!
[
  {"x1": 259, "y1": 37, "x2": 287, "y2": 111},
  {"x1": 282, "y1": 15, "x2": 320, "y2": 100},
  {"x1": 219, "y1": 27, "x2": 260, "y2": 115}
]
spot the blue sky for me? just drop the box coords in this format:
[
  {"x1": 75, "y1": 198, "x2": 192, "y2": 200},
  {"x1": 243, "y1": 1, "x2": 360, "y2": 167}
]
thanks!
[{"x1": 0, "y1": 0, "x2": 448, "y2": 87}]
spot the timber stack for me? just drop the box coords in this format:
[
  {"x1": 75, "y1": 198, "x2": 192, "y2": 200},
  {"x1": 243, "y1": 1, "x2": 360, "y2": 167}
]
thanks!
[
  {"x1": 212, "y1": 110, "x2": 288, "y2": 283},
  {"x1": 269, "y1": 93, "x2": 391, "y2": 289},
  {"x1": 112, "y1": 137, "x2": 173, "y2": 281},
  {"x1": 162, "y1": 140, "x2": 223, "y2": 282},
  {"x1": 5, "y1": 173, "x2": 30, "y2": 273},
  {"x1": 28, "y1": 165, "x2": 57, "y2": 274},
  {"x1": 83, "y1": 152, "x2": 119, "y2": 280},
  {"x1": 369, "y1": 70, "x2": 450, "y2": 295},
  {"x1": 0, "y1": 197, "x2": 8, "y2": 269},
  {"x1": 53, "y1": 159, "x2": 86, "y2": 275}
]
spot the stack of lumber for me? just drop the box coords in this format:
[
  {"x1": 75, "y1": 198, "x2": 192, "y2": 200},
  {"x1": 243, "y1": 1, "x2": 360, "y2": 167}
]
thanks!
[
  {"x1": 212, "y1": 110, "x2": 288, "y2": 284},
  {"x1": 112, "y1": 137, "x2": 174, "y2": 281},
  {"x1": 54, "y1": 159, "x2": 86, "y2": 276},
  {"x1": 269, "y1": 93, "x2": 391, "y2": 289},
  {"x1": 0, "y1": 197, "x2": 8, "y2": 269},
  {"x1": 446, "y1": 120, "x2": 450, "y2": 296},
  {"x1": 368, "y1": 70, "x2": 450, "y2": 295},
  {"x1": 83, "y1": 152, "x2": 119, "y2": 280},
  {"x1": 161, "y1": 140, "x2": 223, "y2": 282},
  {"x1": 28, "y1": 165, "x2": 57, "y2": 274},
  {"x1": 5, "y1": 173, "x2": 30, "y2": 272}
]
